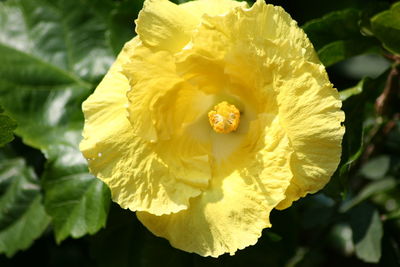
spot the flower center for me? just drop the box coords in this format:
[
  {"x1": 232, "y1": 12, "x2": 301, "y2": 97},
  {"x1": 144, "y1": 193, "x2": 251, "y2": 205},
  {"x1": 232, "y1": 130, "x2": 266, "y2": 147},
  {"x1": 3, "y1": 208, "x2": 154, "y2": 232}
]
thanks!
[{"x1": 208, "y1": 101, "x2": 240, "y2": 134}]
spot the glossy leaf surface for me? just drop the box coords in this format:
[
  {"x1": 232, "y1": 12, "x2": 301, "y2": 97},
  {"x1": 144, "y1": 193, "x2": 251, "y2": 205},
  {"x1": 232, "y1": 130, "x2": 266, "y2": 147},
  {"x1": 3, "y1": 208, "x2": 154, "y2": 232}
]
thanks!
[{"x1": 0, "y1": 158, "x2": 50, "y2": 257}]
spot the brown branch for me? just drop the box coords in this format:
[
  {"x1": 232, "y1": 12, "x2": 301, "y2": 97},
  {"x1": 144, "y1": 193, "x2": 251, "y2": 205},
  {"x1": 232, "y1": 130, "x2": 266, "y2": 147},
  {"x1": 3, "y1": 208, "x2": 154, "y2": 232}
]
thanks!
[
  {"x1": 361, "y1": 60, "x2": 400, "y2": 162},
  {"x1": 375, "y1": 65, "x2": 399, "y2": 116},
  {"x1": 384, "y1": 54, "x2": 400, "y2": 62}
]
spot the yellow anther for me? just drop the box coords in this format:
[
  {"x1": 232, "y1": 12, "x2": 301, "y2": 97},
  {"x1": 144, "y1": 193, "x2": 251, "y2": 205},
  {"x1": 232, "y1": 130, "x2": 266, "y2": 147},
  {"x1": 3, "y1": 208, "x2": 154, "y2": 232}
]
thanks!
[{"x1": 208, "y1": 101, "x2": 240, "y2": 134}]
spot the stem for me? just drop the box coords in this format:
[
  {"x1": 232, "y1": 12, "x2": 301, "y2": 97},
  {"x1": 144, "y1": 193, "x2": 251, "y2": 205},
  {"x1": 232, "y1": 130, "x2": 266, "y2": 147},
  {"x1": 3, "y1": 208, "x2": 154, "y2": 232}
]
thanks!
[
  {"x1": 362, "y1": 59, "x2": 399, "y2": 162},
  {"x1": 375, "y1": 64, "x2": 399, "y2": 116}
]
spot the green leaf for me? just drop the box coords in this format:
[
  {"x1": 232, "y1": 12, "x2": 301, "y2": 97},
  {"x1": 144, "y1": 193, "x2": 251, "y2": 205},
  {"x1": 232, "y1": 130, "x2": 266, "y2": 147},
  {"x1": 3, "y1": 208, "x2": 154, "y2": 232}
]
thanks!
[
  {"x1": 77, "y1": 0, "x2": 142, "y2": 56},
  {"x1": 371, "y1": 2, "x2": 400, "y2": 55},
  {"x1": 317, "y1": 39, "x2": 379, "y2": 67},
  {"x1": 387, "y1": 121, "x2": 400, "y2": 151},
  {"x1": 303, "y1": 9, "x2": 379, "y2": 66},
  {"x1": 0, "y1": 0, "x2": 113, "y2": 242},
  {"x1": 339, "y1": 79, "x2": 365, "y2": 101},
  {"x1": 0, "y1": 0, "x2": 115, "y2": 151},
  {"x1": 328, "y1": 223, "x2": 354, "y2": 256},
  {"x1": 324, "y1": 90, "x2": 366, "y2": 197},
  {"x1": 108, "y1": 0, "x2": 142, "y2": 55},
  {"x1": 386, "y1": 209, "x2": 400, "y2": 220},
  {"x1": 324, "y1": 74, "x2": 387, "y2": 199},
  {"x1": 265, "y1": 231, "x2": 282, "y2": 242},
  {"x1": 89, "y1": 206, "x2": 192, "y2": 267},
  {"x1": 359, "y1": 2, "x2": 390, "y2": 36},
  {"x1": 360, "y1": 155, "x2": 391, "y2": 180},
  {"x1": 0, "y1": 158, "x2": 50, "y2": 257},
  {"x1": 349, "y1": 203, "x2": 383, "y2": 263},
  {"x1": 301, "y1": 194, "x2": 335, "y2": 229},
  {"x1": 42, "y1": 145, "x2": 110, "y2": 243},
  {"x1": 340, "y1": 177, "x2": 397, "y2": 213},
  {"x1": 0, "y1": 107, "x2": 16, "y2": 147}
]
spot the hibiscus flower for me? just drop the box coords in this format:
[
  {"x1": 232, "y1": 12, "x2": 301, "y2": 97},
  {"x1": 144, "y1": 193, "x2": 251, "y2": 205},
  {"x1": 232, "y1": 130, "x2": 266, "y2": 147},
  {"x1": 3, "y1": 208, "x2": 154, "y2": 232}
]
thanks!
[{"x1": 80, "y1": 0, "x2": 345, "y2": 257}]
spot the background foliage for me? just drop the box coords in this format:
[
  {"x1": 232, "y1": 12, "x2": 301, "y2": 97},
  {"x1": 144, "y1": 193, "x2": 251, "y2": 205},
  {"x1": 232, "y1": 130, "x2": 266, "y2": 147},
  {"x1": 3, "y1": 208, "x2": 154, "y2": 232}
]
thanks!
[{"x1": 0, "y1": 0, "x2": 399, "y2": 266}]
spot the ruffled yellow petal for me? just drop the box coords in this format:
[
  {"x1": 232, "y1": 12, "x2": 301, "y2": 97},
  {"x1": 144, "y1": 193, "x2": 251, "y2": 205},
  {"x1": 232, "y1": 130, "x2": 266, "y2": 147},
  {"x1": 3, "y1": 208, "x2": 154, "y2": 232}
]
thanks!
[
  {"x1": 123, "y1": 45, "x2": 214, "y2": 189},
  {"x1": 150, "y1": 88, "x2": 213, "y2": 188},
  {"x1": 80, "y1": 38, "x2": 203, "y2": 216},
  {"x1": 137, "y1": 118, "x2": 292, "y2": 257},
  {"x1": 180, "y1": 0, "x2": 247, "y2": 18},
  {"x1": 274, "y1": 60, "x2": 345, "y2": 209},
  {"x1": 123, "y1": 45, "x2": 182, "y2": 141},
  {"x1": 174, "y1": 0, "x2": 343, "y2": 209},
  {"x1": 81, "y1": 39, "x2": 138, "y2": 151},
  {"x1": 135, "y1": 0, "x2": 199, "y2": 53},
  {"x1": 198, "y1": 0, "x2": 319, "y2": 63},
  {"x1": 81, "y1": 0, "x2": 345, "y2": 257}
]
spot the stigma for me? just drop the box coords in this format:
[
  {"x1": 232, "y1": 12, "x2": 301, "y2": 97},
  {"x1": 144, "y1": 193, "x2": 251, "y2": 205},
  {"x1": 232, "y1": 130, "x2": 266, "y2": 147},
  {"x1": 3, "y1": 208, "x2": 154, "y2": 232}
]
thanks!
[{"x1": 208, "y1": 101, "x2": 240, "y2": 134}]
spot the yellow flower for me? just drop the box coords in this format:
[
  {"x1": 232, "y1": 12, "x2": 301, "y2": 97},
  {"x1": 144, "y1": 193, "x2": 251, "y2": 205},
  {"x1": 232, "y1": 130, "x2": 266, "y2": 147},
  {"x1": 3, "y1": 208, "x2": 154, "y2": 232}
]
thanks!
[{"x1": 80, "y1": 0, "x2": 345, "y2": 257}]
